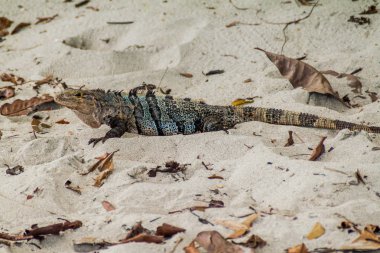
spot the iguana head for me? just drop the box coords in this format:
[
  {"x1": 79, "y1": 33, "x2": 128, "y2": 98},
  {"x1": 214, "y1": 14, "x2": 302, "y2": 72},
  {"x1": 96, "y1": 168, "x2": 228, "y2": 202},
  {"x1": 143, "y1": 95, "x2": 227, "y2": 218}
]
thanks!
[{"x1": 55, "y1": 89, "x2": 99, "y2": 115}]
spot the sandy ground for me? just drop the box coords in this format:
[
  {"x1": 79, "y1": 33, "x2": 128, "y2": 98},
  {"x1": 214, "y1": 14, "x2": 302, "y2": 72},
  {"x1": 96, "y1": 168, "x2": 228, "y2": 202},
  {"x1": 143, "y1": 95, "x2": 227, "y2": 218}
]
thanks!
[{"x1": 1, "y1": 0, "x2": 380, "y2": 252}]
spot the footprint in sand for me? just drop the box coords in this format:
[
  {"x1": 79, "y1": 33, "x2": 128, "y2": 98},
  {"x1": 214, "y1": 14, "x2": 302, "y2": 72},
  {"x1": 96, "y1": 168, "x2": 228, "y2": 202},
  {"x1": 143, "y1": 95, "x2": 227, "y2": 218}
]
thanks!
[{"x1": 42, "y1": 18, "x2": 207, "y2": 78}]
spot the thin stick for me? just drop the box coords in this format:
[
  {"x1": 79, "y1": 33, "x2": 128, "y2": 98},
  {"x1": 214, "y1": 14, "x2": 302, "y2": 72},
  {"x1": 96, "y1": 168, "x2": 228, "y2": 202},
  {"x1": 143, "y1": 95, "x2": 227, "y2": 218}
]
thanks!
[{"x1": 107, "y1": 21, "x2": 134, "y2": 25}]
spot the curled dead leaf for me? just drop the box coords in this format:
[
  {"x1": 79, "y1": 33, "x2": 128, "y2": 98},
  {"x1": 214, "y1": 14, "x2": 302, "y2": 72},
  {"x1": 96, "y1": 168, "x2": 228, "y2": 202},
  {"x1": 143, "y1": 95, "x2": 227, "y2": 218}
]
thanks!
[
  {"x1": 226, "y1": 21, "x2": 240, "y2": 28},
  {"x1": 1, "y1": 73, "x2": 25, "y2": 85},
  {"x1": 306, "y1": 222, "x2": 325, "y2": 240},
  {"x1": 64, "y1": 180, "x2": 81, "y2": 194},
  {"x1": 208, "y1": 174, "x2": 224, "y2": 180},
  {"x1": 309, "y1": 136, "x2": 327, "y2": 161},
  {"x1": 256, "y1": 48, "x2": 345, "y2": 103},
  {"x1": 216, "y1": 213, "x2": 259, "y2": 239},
  {"x1": 35, "y1": 75, "x2": 54, "y2": 85},
  {"x1": 35, "y1": 14, "x2": 58, "y2": 24},
  {"x1": 55, "y1": 119, "x2": 70, "y2": 124},
  {"x1": 0, "y1": 86, "x2": 15, "y2": 100},
  {"x1": 11, "y1": 22, "x2": 31, "y2": 35},
  {"x1": 120, "y1": 233, "x2": 164, "y2": 244},
  {"x1": 195, "y1": 231, "x2": 245, "y2": 253},
  {"x1": 0, "y1": 17, "x2": 13, "y2": 30},
  {"x1": 1, "y1": 95, "x2": 56, "y2": 116},
  {"x1": 184, "y1": 240, "x2": 200, "y2": 253},
  {"x1": 235, "y1": 234, "x2": 267, "y2": 249}
]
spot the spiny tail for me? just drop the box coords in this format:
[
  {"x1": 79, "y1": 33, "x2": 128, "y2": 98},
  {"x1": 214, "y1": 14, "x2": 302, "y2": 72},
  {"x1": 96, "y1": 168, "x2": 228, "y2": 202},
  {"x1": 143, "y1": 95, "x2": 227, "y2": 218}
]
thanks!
[{"x1": 234, "y1": 106, "x2": 380, "y2": 133}]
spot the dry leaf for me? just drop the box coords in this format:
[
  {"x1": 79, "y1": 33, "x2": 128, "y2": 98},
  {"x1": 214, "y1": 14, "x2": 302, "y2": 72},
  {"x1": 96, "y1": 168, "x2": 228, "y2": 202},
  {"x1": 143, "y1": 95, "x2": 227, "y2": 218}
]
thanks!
[
  {"x1": 256, "y1": 48, "x2": 340, "y2": 100},
  {"x1": 0, "y1": 86, "x2": 15, "y2": 100},
  {"x1": 208, "y1": 174, "x2": 224, "y2": 180},
  {"x1": 120, "y1": 233, "x2": 164, "y2": 244},
  {"x1": 184, "y1": 240, "x2": 200, "y2": 253},
  {"x1": 93, "y1": 168, "x2": 113, "y2": 187},
  {"x1": 216, "y1": 213, "x2": 258, "y2": 239},
  {"x1": 0, "y1": 95, "x2": 55, "y2": 116},
  {"x1": 309, "y1": 136, "x2": 327, "y2": 161},
  {"x1": 195, "y1": 231, "x2": 244, "y2": 253},
  {"x1": 306, "y1": 222, "x2": 325, "y2": 240},
  {"x1": 11, "y1": 22, "x2": 31, "y2": 35},
  {"x1": 322, "y1": 70, "x2": 362, "y2": 94},
  {"x1": 287, "y1": 243, "x2": 309, "y2": 253},
  {"x1": 0, "y1": 17, "x2": 13, "y2": 30},
  {"x1": 35, "y1": 14, "x2": 58, "y2": 24},
  {"x1": 341, "y1": 240, "x2": 380, "y2": 251},
  {"x1": 1, "y1": 73, "x2": 25, "y2": 85},
  {"x1": 55, "y1": 119, "x2": 70, "y2": 124},
  {"x1": 235, "y1": 234, "x2": 267, "y2": 249},
  {"x1": 155, "y1": 223, "x2": 185, "y2": 237},
  {"x1": 101, "y1": 200, "x2": 115, "y2": 211},
  {"x1": 231, "y1": 99, "x2": 254, "y2": 106},
  {"x1": 180, "y1": 72, "x2": 193, "y2": 78},
  {"x1": 284, "y1": 130, "x2": 294, "y2": 147},
  {"x1": 226, "y1": 21, "x2": 240, "y2": 28},
  {"x1": 5, "y1": 165, "x2": 24, "y2": 175},
  {"x1": 353, "y1": 227, "x2": 380, "y2": 243},
  {"x1": 243, "y1": 78, "x2": 252, "y2": 83},
  {"x1": 35, "y1": 75, "x2": 54, "y2": 85},
  {"x1": 98, "y1": 150, "x2": 118, "y2": 172}
]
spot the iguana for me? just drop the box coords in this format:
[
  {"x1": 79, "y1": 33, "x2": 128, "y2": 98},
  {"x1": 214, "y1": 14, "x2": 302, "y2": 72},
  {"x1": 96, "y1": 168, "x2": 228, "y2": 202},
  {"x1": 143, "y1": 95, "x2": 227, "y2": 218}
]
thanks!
[{"x1": 55, "y1": 85, "x2": 380, "y2": 146}]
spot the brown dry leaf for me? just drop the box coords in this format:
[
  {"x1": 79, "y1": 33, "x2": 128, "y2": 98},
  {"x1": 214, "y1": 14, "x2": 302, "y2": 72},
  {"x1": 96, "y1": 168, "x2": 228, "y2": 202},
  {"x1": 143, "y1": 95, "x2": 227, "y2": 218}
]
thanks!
[
  {"x1": 226, "y1": 21, "x2": 240, "y2": 28},
  {"x1": 35, "y1": 14, "x2": 58, "y2": 24},
  {"x1": 55, "y1": 119, "x2": 70, "y2": 124},
  {"x1": 284, "y1": 130, "x2": 294, "y2": 147},
  {"x1": 93, "y1": 167, "x2": 113, "y2": 187},
  {"x1": 322, "y1": 70, "x2": 362, "y2": 94},
  {"x1": 11, "y1": 22, "x2": 31, "y2": 35},
  {"x1": 365, "y1": 224, "x2": 380, "y2": 233},
  {"x1": 1, "y1": 73, "x2": 25, "y2": 85},
  {"x1": 306, "y1": 222, "x2": 325, "y2": 240},
  {"x1": 216, "y1": 213, "x2": 258, "y2": 239},
  {"x1": 243, "y1": 78, "x2": 252, "y2": 83},
  {"x1": 184, "y1": 240, "x2": 200, "y2": 253},
  {"x1": 256, "y1": 48, "x2": 341, "y2": 100},
  {"x1": 0, "y1": 17, "x2": 13, "y2": 30},
  {"x1": 309, "y1": 136, "x2": 327, "y2": 161},
  {"x1": 0, "y1": 86, "x2": 15, "y2": 100},
  {"x1": 155, "y1": 223, "x2": 185, "y2": 237},
  {"x1": 195, "y1": 231, "x2": 245, "y2": 253},
  {"x1": 208, "y1": 174, "x2": 224, "y2": 180},
  {"x1": 98, "y1": 150, "x2": 118, "y2": 172},
  {"x1": 235, "y1": 234, "x2": 267, "y2": 249},
  {"x1": 35, "y1": 75, "x2": 54, "y2": 85},
  {"x1": 1, "y1": 95, "x2": 55, "y2": 116},
  {"x1": 287, "y1": 243, "x2": 309, "y2": 253},
  {"x1": 231, "y1": 99, "x2": 254, "y2": 106},
  {"x1": 365, "y1": 90, "x2": 378, "y2": 102},
  {"x1": 180, "y1": 72, "x2": 193, "y2": 78},
  {"x1": 101, "y1": 200, "x2": 115, "y2": 211},
  {"x1": 353, "y1": 227, "x2": 380, "y2": 243},
  {"x1": 120, "y1": 233, "x2": 164, "y2": 244},
  {"x1": 341, "y1": 240, "x2": 380, "y2": 251}
]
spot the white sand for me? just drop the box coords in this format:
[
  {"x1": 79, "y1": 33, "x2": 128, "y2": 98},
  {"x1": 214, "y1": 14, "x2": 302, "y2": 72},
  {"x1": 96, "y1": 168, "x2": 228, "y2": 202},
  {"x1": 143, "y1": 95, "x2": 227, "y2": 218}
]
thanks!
[{"x1": 1, "y1": 0, "x2": 380, "y2": 252}]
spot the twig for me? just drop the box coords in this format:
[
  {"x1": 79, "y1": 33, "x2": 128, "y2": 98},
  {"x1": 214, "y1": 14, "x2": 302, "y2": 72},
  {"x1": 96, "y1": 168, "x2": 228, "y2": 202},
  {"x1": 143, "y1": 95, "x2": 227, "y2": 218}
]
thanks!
[
  {"x1": 229, "y1": 0, "x2": 248, "y2": 10},
  {"x1": 263, "y1": 1, "x2": 319, "y2": 54},
  {"x1": 107, "y1": 21, "x2": 134, "y2": 25},
  {"x1": 201, "y1": 161, "x2": 213, "y2": 170},
  {"x1": 168, "y1": 237, "x2": 183, "y2": 253}
]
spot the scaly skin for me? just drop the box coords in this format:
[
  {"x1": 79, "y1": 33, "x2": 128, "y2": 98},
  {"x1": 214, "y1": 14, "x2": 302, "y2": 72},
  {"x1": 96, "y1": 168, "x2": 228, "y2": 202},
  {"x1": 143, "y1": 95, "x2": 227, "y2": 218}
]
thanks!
[{"x1": 55, "y1": 85, "x2": 380, "y2": 146}]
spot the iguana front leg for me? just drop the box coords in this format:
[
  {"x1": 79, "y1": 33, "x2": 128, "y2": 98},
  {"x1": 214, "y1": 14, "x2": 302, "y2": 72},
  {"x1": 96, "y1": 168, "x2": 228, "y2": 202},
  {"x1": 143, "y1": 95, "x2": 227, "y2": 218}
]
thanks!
[{"x1": 88, "y1": 119, "x2": 128, "y2": 147}]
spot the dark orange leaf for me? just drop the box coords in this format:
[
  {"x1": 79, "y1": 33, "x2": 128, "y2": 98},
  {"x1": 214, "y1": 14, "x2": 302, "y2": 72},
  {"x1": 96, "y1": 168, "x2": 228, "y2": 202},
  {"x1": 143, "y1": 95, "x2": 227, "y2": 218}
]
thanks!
[
  {"x1": 287, "y1": 243, "x2": 309, "y2": 253},
  {"x1": 208, "y1": 174, "x2": 224, "y2": 180},
  {"x1": 155, "y1": 223, "x2": 185, "y2": 237},
  {"x1": 309, "y1": 136, "x2": 327, "y2": 161},
  {"x1": 0, "y1": 17, "x2": 13, "y2": 30},
  {"x1": 1, "y1": 73, "x2": 25, "y2": 85},
  {"x1": 119, "y1": 233, "x2": 164, "y2": 244},
  {"x1": 55, "y1": 119, "x2": 70, "y2": 124},
  {"x1": 35, "y1": 75, "x2": 54, "y2": 85},
  {"x1": 184, "y1": 240, "x2": 200, "y2": 253}
]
